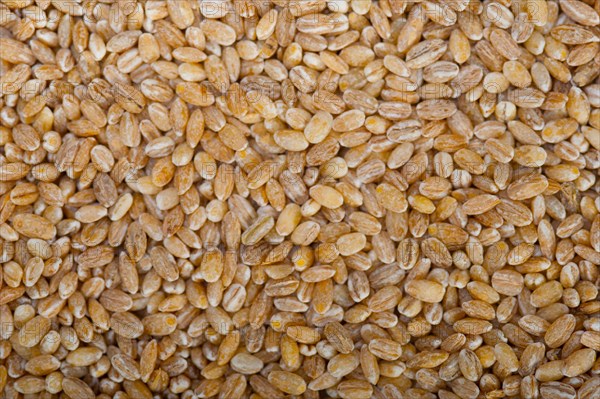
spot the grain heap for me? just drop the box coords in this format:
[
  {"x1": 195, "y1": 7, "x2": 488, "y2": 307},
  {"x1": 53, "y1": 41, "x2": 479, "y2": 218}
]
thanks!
[{"x1": 0, "y1": 0, "x2": 599, "y2": 398}]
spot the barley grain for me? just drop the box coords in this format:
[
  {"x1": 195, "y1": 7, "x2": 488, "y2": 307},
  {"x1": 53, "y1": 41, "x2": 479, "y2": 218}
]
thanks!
[{"x1": 0, "y1": 1, "x2": 597, "y2": 397}]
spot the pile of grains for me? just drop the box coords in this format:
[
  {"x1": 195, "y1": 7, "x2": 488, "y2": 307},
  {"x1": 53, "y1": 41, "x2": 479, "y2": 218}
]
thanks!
[{"x1": 1, "y1": 0, "x2": 600, "y2": 398}]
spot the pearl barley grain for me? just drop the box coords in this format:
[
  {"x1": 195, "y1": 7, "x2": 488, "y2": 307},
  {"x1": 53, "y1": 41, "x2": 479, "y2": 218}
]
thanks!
[{"x1": 0, "y1": 0, "x2": 598, "y2": 398}]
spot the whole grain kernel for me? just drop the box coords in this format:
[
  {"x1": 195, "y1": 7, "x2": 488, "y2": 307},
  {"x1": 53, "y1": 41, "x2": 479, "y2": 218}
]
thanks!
[
  {"x1": 545, "y1": 314, "x2": 576, "y2": 348},
  {"x1": 268, "y1": 370, "x2": 307, "y2": 395},
  {"x1": 405, "y1": 279, "x2": 446, "y2": 303}
]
